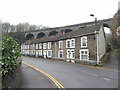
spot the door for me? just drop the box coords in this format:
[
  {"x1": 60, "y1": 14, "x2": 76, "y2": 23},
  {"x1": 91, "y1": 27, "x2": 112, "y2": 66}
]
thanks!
[{"x1": 43, "y1": 50, "x2": 47, "y2": 58}]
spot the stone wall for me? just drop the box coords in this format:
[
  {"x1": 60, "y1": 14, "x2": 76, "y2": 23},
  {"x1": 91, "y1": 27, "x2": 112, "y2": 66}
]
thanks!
[{"x1": 2, "y1": 67, "x2": 22, "y2": 89}]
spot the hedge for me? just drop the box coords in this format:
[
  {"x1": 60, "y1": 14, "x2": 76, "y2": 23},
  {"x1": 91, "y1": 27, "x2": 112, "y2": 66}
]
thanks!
[{"x1": 0, "y1": 36, "x2": 21, "y2": 76}]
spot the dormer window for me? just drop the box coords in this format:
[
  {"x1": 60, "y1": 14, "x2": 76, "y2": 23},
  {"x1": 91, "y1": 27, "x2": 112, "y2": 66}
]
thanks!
[{"x1": 81, "y1": 36, "x2": 87, "y2": 48}]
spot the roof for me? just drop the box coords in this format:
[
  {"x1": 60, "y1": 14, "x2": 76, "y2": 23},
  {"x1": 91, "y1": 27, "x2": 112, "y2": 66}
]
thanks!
[
  {"x1": 24, "y1": 18, "x2": 110, "y2": 33},
  {"x1": 60, "y1": 24, "x2": 101, "y2": 40},
  {"x1": 24, "y1": 24, "x2": 102, "y2": 45}
]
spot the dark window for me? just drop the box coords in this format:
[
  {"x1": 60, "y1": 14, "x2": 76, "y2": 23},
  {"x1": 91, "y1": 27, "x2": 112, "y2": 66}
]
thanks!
[
  {"x1": 36, "y1": 32, "x2": 45, "y2": 39},
  {"x1": 49, "y1": 31, "x2": 58, "y2": 36},
  {"x1": 26, "y1": 34, "x2": 34, "y2": 40},
  {"x1": 65, "y1": 29, "x2": 72, "y2": 33}
]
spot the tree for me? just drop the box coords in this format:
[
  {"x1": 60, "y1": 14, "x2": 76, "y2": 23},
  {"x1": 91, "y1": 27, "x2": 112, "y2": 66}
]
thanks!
[
  {"x1": 2, "y1": 22, "x2": 10, "y2": 34},
  {"x1": 10, "y1": 25, "x2": 16, "y2": 32},
  {"x1": 29, "y1": 25, "x2": 35, "y2": 31}
]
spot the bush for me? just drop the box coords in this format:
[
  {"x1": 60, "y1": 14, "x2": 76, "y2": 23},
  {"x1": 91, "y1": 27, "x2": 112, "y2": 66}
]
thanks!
[{"x1": 0, "y1": 36, "x2": 21, "y2": 76}]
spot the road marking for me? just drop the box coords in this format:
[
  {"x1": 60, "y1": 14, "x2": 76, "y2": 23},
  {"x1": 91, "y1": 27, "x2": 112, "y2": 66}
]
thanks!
[
  {"x1": 70, "y1": 63, "x2": 120, "y2": 72},
  {"x1": 22, "y1": 61, "x2": 65, "y2": 90},
  {"x1": 103, "y1": 77, "x2": 110, "y2": 81}
]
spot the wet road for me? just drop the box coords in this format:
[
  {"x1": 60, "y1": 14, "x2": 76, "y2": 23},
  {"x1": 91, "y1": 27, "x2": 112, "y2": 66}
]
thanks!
[{"x1": 22, "y1": 56, "x2": 118, "y2": 88}]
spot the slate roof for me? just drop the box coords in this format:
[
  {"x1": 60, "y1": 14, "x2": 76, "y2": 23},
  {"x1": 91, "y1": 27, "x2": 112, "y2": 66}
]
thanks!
[
  {"x1": 24, "y1": 18, "x2": 110, "y2": 33},
  {"x1": 24, "y1": 24, "x2": 102, "y2": 45}
]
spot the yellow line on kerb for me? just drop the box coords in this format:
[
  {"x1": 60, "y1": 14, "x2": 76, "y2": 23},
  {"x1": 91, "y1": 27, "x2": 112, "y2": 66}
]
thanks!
[
  {"x1": 74, "y1": 63, "x2": 120, "y2": 72},
  {"x1": 22, "y1": 61, "x2": 65, "y2": 90}
]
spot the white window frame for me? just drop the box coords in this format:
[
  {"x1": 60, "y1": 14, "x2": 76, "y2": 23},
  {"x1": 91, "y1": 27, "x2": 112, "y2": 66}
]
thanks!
[
  {"x1": 81, "y1": 36, "x2": 87, "y2": 48},
  {"x1": 36, "y1": 44, "x2": 38, "y2": 49},
  {"x1": 36, "y1": 50, "x2": 39, "y2": 56},
  {"x1": 80, "y1": 49, "x2": 89, "y2": 60},
  {"x1": 32, "y1": 44, "x2": 35, "y2": 49},
  {"x1": 39, "y1": 50, "x2": 42, "y2": 56},
  {"x1": 39, "y1": 43, "x2": 42, "y2": 49},
  {"x1": 71, "y1": 49, "x2": 75, "y2": 59},
  {"x1": 58, "y1": 50, "x2": 63, "y2": 58},
  {"x1": 27, "y1": 45, "x2": 29, "y2": 49},
  {"x1": 25, "y1": 45, "x2": 27, "y2": 49},
  {"x1": 48, "y1": 42, "x2": 51, "y2": 49},
  {"x1": 66, "y1": 39, "x2": 71, "y2": 48},
  {"x1": 27, "y1": 50, "x2": 29, "y2": 55},
  {"x1": 47, "y1": 50, "x2": 52, "y2": 57},
  {"x1": 71, "y1": 39, "x2": 75, "y2": 48},
  {"x1": 59, "y1": 41, "x2": 63, "y2": 48},
  {"x1": 66, "y1": 49, "x2": 71, "y2": 59},
  {"x1": 43, "y1": 43, "x2": 46, "y2": 49},
  {"x1": 66, "y1": 49, "x2": 75, "y2": 59}
]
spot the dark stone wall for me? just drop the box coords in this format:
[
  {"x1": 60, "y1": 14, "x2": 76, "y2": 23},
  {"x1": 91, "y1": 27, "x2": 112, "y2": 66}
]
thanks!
[{"x1": 2, "y1": 67, "x2": 22, "y2": 89}]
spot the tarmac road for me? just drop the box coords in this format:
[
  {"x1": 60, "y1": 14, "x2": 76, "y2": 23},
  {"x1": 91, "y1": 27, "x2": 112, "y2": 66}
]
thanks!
[{"x1": 21, "y1": 56, "x2": 118, "y2": 88}]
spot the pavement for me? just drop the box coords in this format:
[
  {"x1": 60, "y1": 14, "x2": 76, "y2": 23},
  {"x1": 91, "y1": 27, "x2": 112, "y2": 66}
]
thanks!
[
  {"x1": 20, "y1": 63, "x2": 57, "y2": 88},
  {"x1": 102, "y1": 50, "x2": 119, "y2": 70}
]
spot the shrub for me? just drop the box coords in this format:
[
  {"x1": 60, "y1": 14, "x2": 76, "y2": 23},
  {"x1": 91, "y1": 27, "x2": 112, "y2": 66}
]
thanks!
[{"x1": 0, "y1": 36, "x2": 21, "y2": 76}]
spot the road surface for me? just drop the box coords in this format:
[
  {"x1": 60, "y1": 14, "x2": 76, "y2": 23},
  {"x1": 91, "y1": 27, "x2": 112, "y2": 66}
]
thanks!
[{"x1": 22, "y1": 56, "x2": 118, "y2": 88}]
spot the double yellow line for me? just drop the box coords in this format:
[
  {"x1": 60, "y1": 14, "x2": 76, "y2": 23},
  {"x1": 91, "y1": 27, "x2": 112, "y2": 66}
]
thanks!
[{"x1": 22, "y1": 61, "x2": 65, "y2": 90}]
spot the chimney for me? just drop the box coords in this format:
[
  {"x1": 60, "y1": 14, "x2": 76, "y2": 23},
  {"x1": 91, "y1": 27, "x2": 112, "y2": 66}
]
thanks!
[{"x1": 60, "y1": 29, "x2": 64, "y2": 35}]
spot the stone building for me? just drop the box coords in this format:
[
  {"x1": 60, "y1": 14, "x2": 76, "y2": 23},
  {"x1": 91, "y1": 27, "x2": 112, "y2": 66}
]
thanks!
[{"x1": 21, "y1": 23, "x2": 106, "y2": 65}]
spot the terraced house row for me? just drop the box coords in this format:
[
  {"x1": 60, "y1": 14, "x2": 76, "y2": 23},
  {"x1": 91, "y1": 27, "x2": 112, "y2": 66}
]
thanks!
[{"x1": 21, "y1": 24, "x2": 106, "y2": 65}]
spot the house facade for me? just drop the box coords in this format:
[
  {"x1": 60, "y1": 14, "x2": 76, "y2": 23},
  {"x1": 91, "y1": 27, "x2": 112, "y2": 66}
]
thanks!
[{"x1": 21, "y1": 24, "x2": 106, "y2": 65}]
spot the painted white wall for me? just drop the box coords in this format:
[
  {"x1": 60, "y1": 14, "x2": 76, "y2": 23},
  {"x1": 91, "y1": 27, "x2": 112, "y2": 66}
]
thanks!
[{"x1": 98, "y1": 25, "x2": 106, "y2": 58}]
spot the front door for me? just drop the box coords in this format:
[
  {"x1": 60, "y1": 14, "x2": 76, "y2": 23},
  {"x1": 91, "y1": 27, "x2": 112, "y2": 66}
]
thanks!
[{"x1": 43, "y1": 50, "x2": 46, "y2": 58}]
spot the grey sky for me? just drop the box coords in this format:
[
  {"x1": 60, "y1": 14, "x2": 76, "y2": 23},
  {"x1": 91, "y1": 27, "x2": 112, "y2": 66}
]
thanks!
[{"x1": 0, "y1": 0, "x2": 119, "y2": 28}]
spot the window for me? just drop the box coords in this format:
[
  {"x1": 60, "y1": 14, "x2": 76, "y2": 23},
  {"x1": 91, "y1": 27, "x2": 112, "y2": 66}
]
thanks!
[
  {"x1": 71, "y1": 49, "x2": 75, "y2": 59},
  {"x1": 25, "y1": 45, "x2": 27, "y2": 49},
  {"x1": 39, "y1": 50, "x2": 42, "y2": 56},
  {"x1": 66, "y1": 49, "x2": 75, "y2": 59},
  {"x1": 33, "y1": 50, "x2": 35, "y2": 55},
  {"x1": 39, "y1": 43, "x2": 42, "y2": 49},
  {"x1": 71, "y1": 39, "x2": 75, "y2": 48},
  {"x1": 48, "y1": 42, "x2": 51, "y2": 49},
  {"x1": 43, "y1": 43, "x2": 46, "y2": 49},
  {"x1": 27, "y1": 50, "x2": 29, "y2": 55},
  {"x1": 81, "y1": 36, "x2": 87, "y2": 48},
  {"x1": 36, "y1": 44, "x2": 38, "y2": 49},
  {"x1": 32, "y1": 44, "x2": 35, "y2": 49},
  {"x1": 66, "y1": 49, "x2": 71, "y2": 59},
  {"x1": 66, "y1": 39, "x2": 71, "y2": 48},
  {"x1": 36, "y1": 50, "x2": 39, "y2": 56},
  {"x1": 47, "y1": 50, "x2": 52, "y2": 57},
  {"x1": 27, "y1": 45, "x2": 29, "y2": 49},
  {"x1": 59, "y1": 41, "x2": 63, "y2": 48},
  {"x1": 58, "y1": 50, "x2": 63, "y2": 58},
  {"x1": 80, "y1": 49, "x2": 89, "y2": 60}
]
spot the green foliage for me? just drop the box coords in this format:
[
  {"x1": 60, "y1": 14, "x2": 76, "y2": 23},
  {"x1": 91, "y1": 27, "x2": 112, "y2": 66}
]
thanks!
[{"x1": 0, "y1": 36, "x2": 21, "y2": 76}]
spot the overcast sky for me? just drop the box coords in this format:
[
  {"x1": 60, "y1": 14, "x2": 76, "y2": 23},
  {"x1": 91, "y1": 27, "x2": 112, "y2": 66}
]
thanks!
[{"x1": 0, "y1": 0, "x2": 119, "y2": 28}]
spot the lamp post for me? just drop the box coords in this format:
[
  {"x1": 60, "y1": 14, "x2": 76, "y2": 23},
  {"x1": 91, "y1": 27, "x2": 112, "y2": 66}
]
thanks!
[{"x1": 90, "y1": 14, "x2": 100, "y2": 65}]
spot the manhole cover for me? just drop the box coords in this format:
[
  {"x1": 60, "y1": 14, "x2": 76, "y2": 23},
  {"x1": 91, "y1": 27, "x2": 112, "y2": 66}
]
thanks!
[{"x1": 36, "y1": 77, "x2": 45, "y2": 80}]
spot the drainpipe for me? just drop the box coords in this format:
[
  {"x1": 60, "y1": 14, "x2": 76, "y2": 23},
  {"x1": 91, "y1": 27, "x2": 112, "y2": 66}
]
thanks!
[
  {"x1": 95, "y1": 18, "x2": 100, "y2": 65},
  {"x1": 90, "y1": 14, "x2": 100, "y2": 65}
]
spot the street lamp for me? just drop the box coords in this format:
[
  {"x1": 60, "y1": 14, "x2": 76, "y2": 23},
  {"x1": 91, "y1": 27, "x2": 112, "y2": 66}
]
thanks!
[{"x1": 90, "y1": 14, "x2": 100, "y2": 65}]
